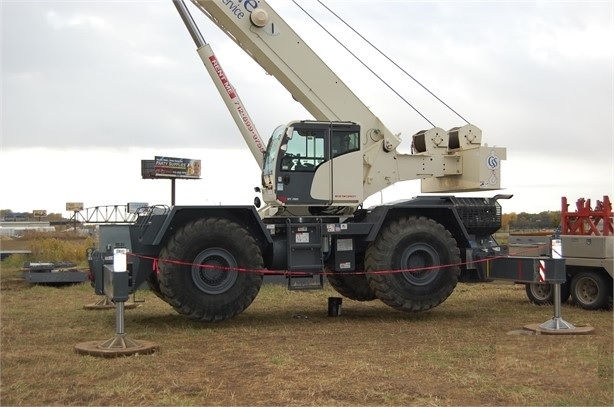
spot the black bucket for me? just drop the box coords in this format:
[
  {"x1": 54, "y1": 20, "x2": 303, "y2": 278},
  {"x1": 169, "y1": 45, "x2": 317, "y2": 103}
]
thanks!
[{"x1": 327, "y1": 297, "x2": 342, "y2": 317}]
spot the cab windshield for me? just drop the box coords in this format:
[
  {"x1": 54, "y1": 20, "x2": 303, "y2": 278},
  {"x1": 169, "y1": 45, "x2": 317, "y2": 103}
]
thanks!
[{"x1": 262, "y1": 124, "x2": 286, "y2": 178}]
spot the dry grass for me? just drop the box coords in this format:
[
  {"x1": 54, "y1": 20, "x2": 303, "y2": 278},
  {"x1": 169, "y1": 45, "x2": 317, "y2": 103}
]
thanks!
[
  {"x1": 1, "y1": 274, "x2": 612, "y2": 406},
  {"x1": 1, "y1": 233, "x2": 93, "y2": 269}
]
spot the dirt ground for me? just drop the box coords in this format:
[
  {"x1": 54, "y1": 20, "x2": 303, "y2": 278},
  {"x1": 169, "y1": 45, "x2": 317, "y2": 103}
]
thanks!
[{"x1": 1, "y1": 276, "x2": 612, "y2": 406}]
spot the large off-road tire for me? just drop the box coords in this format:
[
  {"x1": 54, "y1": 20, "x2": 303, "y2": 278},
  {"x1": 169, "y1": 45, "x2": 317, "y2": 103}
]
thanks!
[
  {"x1": 326, "y1": 262, "x2": 377, "y2": 301},
  {"x1": 146, "y1": 272, "x2": 167, "y2": 302},
  {"x1": 158, "y1": 218, "x2": 263, "y2": 322},
  {"x1": 365, "y1": 216, "x2": 460, "y2": 312},
  {"x1": 570, "y1": 270, "x2": 611, "y2": 310},
  {"x1": 525, "y1": 282, "x2": 570, "y2": 305}
]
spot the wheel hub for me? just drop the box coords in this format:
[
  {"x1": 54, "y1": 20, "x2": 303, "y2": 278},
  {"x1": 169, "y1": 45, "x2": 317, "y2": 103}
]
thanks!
[
  {"x1": 191, "y1": 248, "x2": 238, "y2": 295},
  {"x1": 577, "y1": 278, "x2": 598, "y2": 302},
  {"x1": 401, "y1": 243, "x2": 440, "y2": 286},
  {"x1": 532, "y1": 284, "x2": 551, "y2": 300}
]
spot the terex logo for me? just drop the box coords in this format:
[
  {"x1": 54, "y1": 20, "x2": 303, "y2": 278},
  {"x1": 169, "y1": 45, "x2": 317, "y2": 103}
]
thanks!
[{"x1": 222, "y1": 0, "x2": 260, "y2": 20}]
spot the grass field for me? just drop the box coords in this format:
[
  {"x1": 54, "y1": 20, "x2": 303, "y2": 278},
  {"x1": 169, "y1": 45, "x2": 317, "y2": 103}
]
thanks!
[{"x1": 1, "y1": 271, "x2": 612, "y2": 406}]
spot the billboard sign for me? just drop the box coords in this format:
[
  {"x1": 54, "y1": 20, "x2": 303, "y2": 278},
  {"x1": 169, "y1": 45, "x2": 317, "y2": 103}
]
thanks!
[
  {"x1": 127, "y1": 202, "x2": 149, "y2": 214},
  {"x1": 66, "y1": 202, "x2": 84, "y2": 211},
  {"x1": 153, "y1": 156, "x2": 201, "y2": 179},
  {"x1": 33, "y1": 210, "x2": 47, "y2": 217}
]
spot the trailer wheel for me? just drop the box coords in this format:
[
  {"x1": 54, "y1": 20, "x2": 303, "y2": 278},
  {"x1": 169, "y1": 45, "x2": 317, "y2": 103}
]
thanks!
[
  {"x1": 158, "y1": 218, "x2": 263, "y2": 322},
  {"x1": 525, "y1": 282, "x2": 570, "y2": 305},
  {"x1": 570, "y1": 271, "x2": 611, "y2": 310},
  {"x1": 365, "y1": 216, "x2": 460, "y2": 312},
  {"x1": 326, "y1": 263, "x2": 377, "y2": 301}
]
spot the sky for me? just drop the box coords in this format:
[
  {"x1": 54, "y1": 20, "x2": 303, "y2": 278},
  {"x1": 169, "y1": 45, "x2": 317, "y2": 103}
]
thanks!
[{"x1": 1, "y1": 0, "x2": 613, "y2": 217}]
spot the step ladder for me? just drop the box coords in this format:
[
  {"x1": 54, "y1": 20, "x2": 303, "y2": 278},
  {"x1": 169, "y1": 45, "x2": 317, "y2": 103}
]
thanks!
[{"x1": 286, "y1": 219, "x2": 324, "y2": 290}]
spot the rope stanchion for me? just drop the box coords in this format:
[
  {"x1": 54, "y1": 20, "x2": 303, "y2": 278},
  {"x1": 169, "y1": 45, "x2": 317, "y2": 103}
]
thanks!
[{"x1": 76, "y1": 249, "x2": 159, "y2": 357}]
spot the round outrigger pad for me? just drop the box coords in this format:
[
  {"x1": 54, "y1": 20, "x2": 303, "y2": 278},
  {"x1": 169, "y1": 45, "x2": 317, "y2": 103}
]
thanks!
[
  {"x1": 74, "y1": 335, "x2": 158, "y2": 357},
  {"x1": 523, "y1": 323, "x2": 594, "y2": 336}
]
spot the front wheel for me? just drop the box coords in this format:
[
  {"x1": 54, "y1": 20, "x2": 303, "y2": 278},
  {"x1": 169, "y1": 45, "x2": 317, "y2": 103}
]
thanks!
[
  {"x1": 146, "y1": 272, "x2": 168, "y2": 302},
  {"x1": 158, "y1": 218, "x2": 263, "y2": 322},
  {"x1": 365, "y1": 216, "x2": 460, "y2": 312}
]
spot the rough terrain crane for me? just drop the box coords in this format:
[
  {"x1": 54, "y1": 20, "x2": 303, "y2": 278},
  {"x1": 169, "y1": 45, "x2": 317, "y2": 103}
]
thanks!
[{"x1": 89, "y1": 0, "x2": 558, "y2": 323}]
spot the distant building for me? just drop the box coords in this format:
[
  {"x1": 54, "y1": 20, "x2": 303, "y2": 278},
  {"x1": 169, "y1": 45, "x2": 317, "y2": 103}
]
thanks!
[
  {"x1": 0, "y1": 222, "x2": 56, "y2": 237},
  {"x1": 3, "y1": 213, "x2": 28, "y2": 222}
]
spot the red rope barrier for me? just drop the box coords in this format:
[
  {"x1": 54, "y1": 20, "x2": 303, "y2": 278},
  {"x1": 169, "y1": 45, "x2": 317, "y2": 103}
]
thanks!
[{"x1": 128, "y1": 242, "x2": 549, "y2": 277}]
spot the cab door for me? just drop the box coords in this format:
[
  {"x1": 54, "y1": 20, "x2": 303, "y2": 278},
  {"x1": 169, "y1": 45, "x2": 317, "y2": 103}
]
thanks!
[
  {"x1": 329, "y1": 124, "x2": 362, "y2": 205},
  {"x1": 275, "y1": 123, "x2": 331, "y2": 205}
]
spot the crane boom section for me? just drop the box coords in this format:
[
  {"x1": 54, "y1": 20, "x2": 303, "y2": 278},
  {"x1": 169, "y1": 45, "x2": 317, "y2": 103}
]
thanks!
[{"x1": 189, "y1": 0, "x2": 398, "y2": 149}]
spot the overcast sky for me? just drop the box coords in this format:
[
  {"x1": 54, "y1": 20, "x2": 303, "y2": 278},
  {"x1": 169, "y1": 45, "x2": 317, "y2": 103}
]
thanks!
[{"x1": 1, "y1": 0, "x2": 612, "y2": 216}]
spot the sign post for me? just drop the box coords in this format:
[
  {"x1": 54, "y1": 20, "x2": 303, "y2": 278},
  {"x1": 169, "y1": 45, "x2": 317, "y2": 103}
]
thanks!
[
  {"x1": 66, "y1": 202, "x2": 84, "y2": 232},
  {"x1": 33, "y1": 210, "x2": 47, "y2": 221},
  {"x1": 171, "y1": 179, "x2": 176, "y2": 206}
]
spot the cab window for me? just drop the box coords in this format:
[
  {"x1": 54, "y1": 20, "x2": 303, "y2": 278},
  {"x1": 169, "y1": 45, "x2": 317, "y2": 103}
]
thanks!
[
  {"x1": 280, "y1": 128, "x2": 326, "y2": 172},
  {"x1": 332, "y1": 130, "x2": 360, "y2": 158}
]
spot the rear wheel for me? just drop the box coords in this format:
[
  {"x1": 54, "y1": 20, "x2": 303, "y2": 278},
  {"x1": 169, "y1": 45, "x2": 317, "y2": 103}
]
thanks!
[
  {"x1": 365, "y1": 216, "x2": 460, "y2": 312},
  {"x1": 158, "y1": 218, "x2": 263, "y2": 322},
  {"x1": 326, "y1": 261, "x2": 376, "y2": 301},
  {"x1": 570, "y1": 271, "x2": 611, "y2": 310},
  {"x1": 525, "y1": 282, "x2": 570, "y2": 305}
]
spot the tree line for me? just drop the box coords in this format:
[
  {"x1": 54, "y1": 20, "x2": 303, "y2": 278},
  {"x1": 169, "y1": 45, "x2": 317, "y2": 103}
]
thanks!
[
  {"x1": 0, "y1": 210, "x2": 66, "y2": 222},
  {"x1": 502, "y1": 211, "x2": 561, "y2": 231}
]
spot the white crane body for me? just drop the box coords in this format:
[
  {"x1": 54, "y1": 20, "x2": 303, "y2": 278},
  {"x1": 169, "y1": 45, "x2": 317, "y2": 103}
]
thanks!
[{"x1": 180, "y1": 0, "x2": 506, "y2": 213}]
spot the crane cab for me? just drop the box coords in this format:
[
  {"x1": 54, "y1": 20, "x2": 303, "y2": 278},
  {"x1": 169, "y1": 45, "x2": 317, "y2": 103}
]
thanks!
[{"x1": 261, "y1": 121, "x2": 363, "y2": 211}]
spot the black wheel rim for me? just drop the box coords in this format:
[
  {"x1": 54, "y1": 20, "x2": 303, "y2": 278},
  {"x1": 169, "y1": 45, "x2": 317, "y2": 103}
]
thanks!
[
  {"x1": 191, "y1": 248, "x2": 238, "y2": 295},
  {"x1": 400, "y1": 243, "x2": 440, "y2": 286}
]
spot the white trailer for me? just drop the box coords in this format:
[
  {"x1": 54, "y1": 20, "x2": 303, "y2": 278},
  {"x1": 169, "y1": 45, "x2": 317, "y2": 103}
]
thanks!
[{"x1": 510, "y1": 196, "x2": 613, "y2": 310}]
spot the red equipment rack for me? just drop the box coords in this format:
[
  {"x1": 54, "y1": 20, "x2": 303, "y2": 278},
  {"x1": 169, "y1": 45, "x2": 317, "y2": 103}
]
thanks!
[{"x1": 561, "y1": 196, "x2": 613, "y2": 236}]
